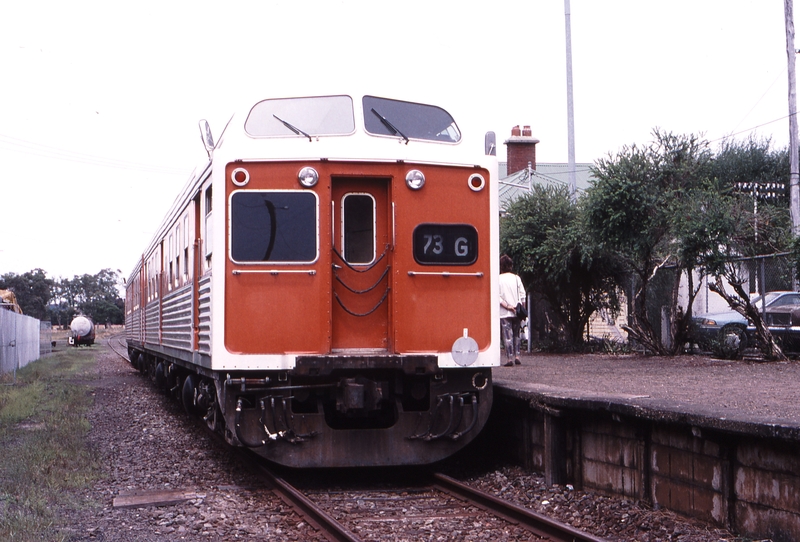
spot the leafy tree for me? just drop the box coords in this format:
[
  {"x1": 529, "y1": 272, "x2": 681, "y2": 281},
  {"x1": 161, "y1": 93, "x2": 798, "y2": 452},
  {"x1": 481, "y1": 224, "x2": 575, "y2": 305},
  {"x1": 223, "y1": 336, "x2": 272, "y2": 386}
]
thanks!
[
  {"x1": 66, "y1": 269, "x2": 125, "y2": 326},
  {"x1": 49, "y1": 277, "x2": 77, "y2": 326},
  {"x1": 709, "y1": 136, "x2": 791, "y2": 256},
  {"x1": 1, "y1": 268, "x2": 124, "y2": 326},
  {"x1": 586, "y1": 130, "x2": 713, "y2": 354},
  {"x1": 501, "y1": 184, "x2": 624, "y2": 347},
  {"x1": 692, "y1": 137, "x2": 791, "y2": 360},
  {"x1": 0, "y1": 269, "x2": 53, "y2": 320},
  {"x1": 592, "y1": 133, "x2": 791, "y2": 359},
  {"x1": 48, "y1": 269, "x2": 124, "y2": 327}
]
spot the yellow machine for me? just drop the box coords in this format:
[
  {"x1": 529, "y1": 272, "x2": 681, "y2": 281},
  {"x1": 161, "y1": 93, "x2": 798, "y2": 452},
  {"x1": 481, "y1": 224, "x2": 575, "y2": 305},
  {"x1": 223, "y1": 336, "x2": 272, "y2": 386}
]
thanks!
[{"x1": 0, "y1": 290, "x2": 22, "y2": 314}]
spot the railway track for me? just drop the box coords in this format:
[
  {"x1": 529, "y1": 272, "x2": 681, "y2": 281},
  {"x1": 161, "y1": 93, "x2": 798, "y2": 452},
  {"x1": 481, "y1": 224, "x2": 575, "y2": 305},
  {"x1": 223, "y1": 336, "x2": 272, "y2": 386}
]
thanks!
[
  {"x1": 106, "y1": 333, "x2": 130, "y2": 362},
  {"x1": 237, "y1": 448, "x2": 606, "y2": 542},
  {"x1": 431, "y1": 473, "x2": 606, "y2": 542},
  {"x1": 104, "y1": 336, "x2": 604, "y2": 541}
]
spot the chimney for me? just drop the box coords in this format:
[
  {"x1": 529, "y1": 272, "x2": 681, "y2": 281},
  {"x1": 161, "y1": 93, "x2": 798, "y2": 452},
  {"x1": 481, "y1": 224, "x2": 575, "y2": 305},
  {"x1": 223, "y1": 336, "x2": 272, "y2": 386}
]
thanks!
[{"x1": 504, "y1": 125, "x2": 539, "y2": 175}]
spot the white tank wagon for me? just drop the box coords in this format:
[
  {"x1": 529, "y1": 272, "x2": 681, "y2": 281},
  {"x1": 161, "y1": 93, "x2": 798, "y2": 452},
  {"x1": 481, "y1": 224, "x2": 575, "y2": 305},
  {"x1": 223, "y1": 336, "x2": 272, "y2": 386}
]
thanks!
[{"x1": 68, "y1": 316, "x2": 95, "y2": 346}]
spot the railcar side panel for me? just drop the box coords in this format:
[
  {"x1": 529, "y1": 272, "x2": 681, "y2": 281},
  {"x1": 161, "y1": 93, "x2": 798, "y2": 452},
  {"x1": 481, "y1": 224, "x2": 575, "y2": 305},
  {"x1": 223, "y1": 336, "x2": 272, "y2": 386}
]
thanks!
[
  {"x1": 197, "y1": 274, "x2": 212, "y2": 355},
  {"x1": 144, "y1": 300, "x2": 160, "y2": 346},
  {"x1": 161, "y1": 285, "x2": 193, "y2": 351}
]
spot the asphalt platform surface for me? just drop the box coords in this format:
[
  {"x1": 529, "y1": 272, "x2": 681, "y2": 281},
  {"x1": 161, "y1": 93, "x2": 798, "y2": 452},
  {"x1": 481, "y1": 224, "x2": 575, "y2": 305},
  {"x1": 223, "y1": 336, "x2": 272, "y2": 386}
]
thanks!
[{"x1": 492, "y1": 353, "x2": 800, "y2": 439}]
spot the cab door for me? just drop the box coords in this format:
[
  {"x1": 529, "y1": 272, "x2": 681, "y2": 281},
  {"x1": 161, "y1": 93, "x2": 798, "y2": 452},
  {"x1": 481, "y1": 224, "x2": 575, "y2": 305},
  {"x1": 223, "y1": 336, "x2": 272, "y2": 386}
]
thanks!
[{"x1": 330, "y1": 177, "x2": 391, "y2": 352}]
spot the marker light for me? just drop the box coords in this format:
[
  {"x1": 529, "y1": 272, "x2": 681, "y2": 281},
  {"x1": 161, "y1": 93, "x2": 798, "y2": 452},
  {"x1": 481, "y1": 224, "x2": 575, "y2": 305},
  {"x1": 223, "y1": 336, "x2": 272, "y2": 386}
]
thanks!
[
  {"x1": 231, "y1": 167, "x2": 250, "y2": 186},
  {"x1": 298, "y1": 166, "x2": 319, "y2": 187},
  {"x1": 468, "y1": 173, "x2": 486, "y2": 192},
  {"x1": 405, "y1": 169, "x2": 425, "y2": 190}
]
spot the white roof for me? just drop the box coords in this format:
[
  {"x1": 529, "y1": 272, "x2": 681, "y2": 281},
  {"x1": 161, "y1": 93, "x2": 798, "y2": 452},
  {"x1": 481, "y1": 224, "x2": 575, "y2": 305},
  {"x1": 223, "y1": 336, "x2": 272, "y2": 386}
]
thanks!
[{"x1": 499, "y1": 162, "x2": 595, "y2": 209}]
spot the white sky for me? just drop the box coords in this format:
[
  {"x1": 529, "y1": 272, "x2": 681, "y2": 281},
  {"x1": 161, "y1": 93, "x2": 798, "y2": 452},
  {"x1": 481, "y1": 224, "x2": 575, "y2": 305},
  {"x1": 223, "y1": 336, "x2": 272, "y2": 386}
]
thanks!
[{"x1": 0, "y1": 0, "x2": 796, "y2": 280}]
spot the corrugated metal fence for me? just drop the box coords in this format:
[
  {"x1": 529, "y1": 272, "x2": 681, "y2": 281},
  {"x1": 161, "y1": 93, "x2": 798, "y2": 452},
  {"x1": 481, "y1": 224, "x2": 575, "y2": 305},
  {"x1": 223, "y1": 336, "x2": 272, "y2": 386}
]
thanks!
[{"x1": 0, "y1": 309, "x2": 42, "y2": 378}]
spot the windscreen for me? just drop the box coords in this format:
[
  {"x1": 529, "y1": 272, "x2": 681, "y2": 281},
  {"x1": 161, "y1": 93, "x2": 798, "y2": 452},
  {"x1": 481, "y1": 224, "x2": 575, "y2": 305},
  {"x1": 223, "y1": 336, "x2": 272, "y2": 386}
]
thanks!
[
  {"x1": 245, "y1": 95, "x2": 355, "y2": 137},
  {"x1": 363, "y1": 95, "x2": 460, "y2": 143}
]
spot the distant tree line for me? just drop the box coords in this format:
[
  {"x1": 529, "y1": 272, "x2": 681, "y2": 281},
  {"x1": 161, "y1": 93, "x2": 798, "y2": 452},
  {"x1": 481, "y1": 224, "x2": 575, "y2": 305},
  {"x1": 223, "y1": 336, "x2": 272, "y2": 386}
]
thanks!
[
  {"x1": 0, "y1": 268, "x2": 124, "y2": 327},
  {"x1": 502, "y1": 132, "x2": 793, "y2": 359}
]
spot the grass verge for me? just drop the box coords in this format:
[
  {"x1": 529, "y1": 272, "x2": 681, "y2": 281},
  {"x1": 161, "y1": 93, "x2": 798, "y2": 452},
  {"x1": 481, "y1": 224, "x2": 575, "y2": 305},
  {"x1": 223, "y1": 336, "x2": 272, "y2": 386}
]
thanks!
[{"x1": 0, "y1": 347, "x2": 103, "y2": 541}]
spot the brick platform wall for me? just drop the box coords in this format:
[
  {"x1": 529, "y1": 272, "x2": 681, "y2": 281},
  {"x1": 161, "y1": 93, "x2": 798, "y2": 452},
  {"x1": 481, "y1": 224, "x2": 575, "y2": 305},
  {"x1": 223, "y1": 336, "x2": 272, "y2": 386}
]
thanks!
[{"x1": 488, "y1": 394, "x2": 800, "y2": 542}]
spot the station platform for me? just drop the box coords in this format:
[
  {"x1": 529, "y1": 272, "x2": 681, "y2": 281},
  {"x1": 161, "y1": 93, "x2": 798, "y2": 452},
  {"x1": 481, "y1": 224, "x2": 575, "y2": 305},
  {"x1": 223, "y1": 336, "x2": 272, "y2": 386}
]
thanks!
[
  {"x1": 487, "y1": 353, "x2": 800, "y2": 541},
  {"x1": 492, "y1": 352, "x2": 800, "y2": 440}
]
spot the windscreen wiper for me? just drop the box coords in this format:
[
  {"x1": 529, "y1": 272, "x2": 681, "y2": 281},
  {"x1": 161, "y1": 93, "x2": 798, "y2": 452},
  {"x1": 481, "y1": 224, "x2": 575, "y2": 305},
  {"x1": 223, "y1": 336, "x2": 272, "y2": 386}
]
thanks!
[
  {"x1": 370, "y1": 108, "x2": 409, "y2": 144},
  {"x1": 273, "y1": 114, "x2": 312, "y2": 142}
]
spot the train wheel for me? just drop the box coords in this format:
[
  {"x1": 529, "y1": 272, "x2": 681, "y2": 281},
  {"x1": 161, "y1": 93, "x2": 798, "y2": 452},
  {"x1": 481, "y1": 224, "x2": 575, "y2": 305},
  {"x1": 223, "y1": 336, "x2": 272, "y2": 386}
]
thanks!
[
  {"x1": 129, "y1": 350, "x2": 140, "y2": 369},
  {"x1": 166, "y1": 364, "x2": 180, "y2": 397},
  {"x1": 182, "y1": 374, "x2": 199, "y2": 415},
  {"x1": 154, "y1": 362, "x2": 167, "y2": 392},
  {"x1": 195, "y1": 380, "x2": 222, "y2": 431},
  {"x1": 205, "y1": 401, "x2": 224, "y2": 432},
  {"x1": 138, "y1": 354, "x2": 149, "y2": 374}
]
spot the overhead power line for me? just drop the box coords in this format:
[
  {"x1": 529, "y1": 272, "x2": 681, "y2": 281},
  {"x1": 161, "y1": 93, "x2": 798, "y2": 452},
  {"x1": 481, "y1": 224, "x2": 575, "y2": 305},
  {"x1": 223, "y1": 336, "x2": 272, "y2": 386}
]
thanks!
[
  {"x1": 708, "y1": 113, "x2": 795, "y2": 145},
  {"x1": 0, "y1": 133, "x2": 189, "y2": 176}
]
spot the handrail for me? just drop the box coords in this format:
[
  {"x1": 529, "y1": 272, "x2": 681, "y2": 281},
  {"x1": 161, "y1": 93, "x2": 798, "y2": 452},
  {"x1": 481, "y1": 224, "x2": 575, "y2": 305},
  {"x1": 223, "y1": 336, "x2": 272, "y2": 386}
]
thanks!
[
  {"x1": 232, "y1": 269, "x2": 316, "y2": 276},
  {"x1": 407, "y1": 271, "x2": 483, "y2": 277}
]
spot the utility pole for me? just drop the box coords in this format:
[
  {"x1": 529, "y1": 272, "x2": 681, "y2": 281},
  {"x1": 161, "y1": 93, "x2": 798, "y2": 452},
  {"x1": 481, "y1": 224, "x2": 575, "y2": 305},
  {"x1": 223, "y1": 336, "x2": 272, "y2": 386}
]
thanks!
[
  {"x1": 564, "y1": 0, "x2": 577, "y2": 202},
  {"x1": 786, "y1": 0, "x2": 800, "y2": 235}
]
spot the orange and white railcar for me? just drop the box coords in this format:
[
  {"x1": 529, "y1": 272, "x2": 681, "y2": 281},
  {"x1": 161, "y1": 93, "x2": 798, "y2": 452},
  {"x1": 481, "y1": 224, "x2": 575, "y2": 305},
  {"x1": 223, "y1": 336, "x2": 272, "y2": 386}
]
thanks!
[{"x1": 125, "y1": 93, "x2": 499, "y2": 467}]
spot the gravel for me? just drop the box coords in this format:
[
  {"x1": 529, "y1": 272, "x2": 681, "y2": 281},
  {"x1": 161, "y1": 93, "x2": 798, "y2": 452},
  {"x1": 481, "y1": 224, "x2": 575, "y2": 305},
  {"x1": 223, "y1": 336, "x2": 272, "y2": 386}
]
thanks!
[
  {"x1": 53, "y1": 345, "x2": 758, "y2": 541},
  {"x1": 462, "y1": 466, "x2": 748, "y2": 541},
  {"x1": 57, "y1": 345, "x2": 327, "y2": 541}
]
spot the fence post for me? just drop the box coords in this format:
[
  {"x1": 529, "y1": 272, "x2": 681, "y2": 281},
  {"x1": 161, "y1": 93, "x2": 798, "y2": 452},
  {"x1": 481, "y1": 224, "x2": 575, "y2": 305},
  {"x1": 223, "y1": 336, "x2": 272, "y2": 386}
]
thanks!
[{"x1": 527, "y1": 292, "x2": 532, "y2": 353}]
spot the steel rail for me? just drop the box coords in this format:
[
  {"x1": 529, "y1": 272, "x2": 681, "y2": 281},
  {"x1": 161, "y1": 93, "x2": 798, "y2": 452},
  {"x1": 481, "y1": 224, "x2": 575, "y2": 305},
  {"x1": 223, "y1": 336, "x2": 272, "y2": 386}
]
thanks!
[
  {"x1": 110, "y1": 333, "x2": 600, "y2": 542},
  {"x1": 106, "y1": 334, "x2": 130, "y2": 362},
  {"x1": 107, "y1": 335, "x2": 356, "y2": 541},
  {"x1": 431, "y1": 472, "x2": 608, "y2": 542},
  {"x1": 243, "y1": 456, "x2": 361, "y2": 542}
]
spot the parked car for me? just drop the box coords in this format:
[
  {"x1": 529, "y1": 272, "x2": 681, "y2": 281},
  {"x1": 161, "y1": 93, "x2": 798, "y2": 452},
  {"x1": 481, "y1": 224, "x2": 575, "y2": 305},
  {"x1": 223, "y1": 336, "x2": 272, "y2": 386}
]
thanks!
[
  {"x1": 692, "y1": 291, "x2": 800, "y2": 356},
  {"x1": 746, "y1": 301, "x2": 800, "y2": 354}
]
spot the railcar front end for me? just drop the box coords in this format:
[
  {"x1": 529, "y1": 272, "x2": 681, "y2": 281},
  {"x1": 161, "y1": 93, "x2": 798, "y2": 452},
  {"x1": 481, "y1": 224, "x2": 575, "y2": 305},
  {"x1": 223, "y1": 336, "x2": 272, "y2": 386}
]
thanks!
[{"x1": 126, "y1": 93, "x2": 499, "y2": 467}]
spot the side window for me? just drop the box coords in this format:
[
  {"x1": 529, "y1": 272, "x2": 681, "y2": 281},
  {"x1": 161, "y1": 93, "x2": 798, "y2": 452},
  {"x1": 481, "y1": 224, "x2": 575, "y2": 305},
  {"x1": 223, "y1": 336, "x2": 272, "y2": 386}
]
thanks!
[
  {"x1": 147, "y1": 261, "x2": 152, "y2": 302},
  {"x1": 205, "y1": 186, "x2": 213, "y2": 269},
  {"x1": 175, "y1": 223, "x2": 181, "y2": 287},
  {"x1": 153, "y1": 247, "x2": 160, "y2": 299},
  {"x1": 775, "y1": 294, "x2": 800, "y2": 307},
  {"x1": 168, "y1": 234, "x2": 174, "y2": 291},
  {"x1": 183, "y1": 214, "x2": 190, "y2": 280}
]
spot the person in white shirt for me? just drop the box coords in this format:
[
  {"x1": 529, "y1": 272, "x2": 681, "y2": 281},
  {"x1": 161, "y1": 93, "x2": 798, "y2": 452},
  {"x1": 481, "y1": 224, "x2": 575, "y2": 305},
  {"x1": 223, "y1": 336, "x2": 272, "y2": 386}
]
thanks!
[{"x1": 499, "y1": 254, "x2": 526, "y2": 366}]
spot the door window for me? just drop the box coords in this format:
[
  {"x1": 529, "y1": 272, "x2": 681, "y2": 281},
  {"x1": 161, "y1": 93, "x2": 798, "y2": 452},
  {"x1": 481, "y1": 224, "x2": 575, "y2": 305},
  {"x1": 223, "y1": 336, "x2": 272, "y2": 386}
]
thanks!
[{"x1": 342, "y1": 193, "x2": 375, "y2": 264}]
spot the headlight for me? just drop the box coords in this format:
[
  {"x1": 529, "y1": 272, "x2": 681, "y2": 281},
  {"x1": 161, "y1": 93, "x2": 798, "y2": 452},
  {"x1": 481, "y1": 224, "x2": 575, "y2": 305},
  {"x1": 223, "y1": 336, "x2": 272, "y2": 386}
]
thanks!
[
  {"x1": 405, "y1": 169, "x2": 425, "y2": 190},
  {"x1": 298, "y1": 166, "x2": 319, "y2": 187}
]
